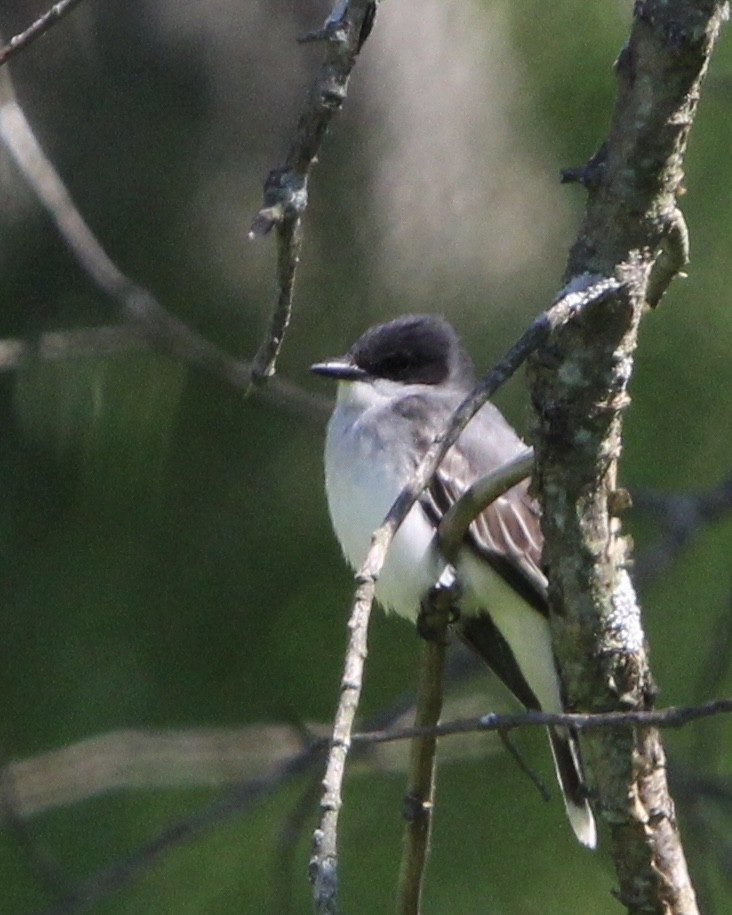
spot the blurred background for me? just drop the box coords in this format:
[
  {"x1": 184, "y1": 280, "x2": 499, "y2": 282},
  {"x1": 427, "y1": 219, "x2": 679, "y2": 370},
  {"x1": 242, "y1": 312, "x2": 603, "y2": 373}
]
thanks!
[{"x1": 0, "y1": 0, "x2": 731, "y2": 912}]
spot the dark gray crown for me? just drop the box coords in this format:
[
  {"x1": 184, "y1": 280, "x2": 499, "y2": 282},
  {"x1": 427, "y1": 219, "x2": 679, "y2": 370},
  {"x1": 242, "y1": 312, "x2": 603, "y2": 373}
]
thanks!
[{"x1": 348, "y1": 314, "x2": 474, "y2": 386}]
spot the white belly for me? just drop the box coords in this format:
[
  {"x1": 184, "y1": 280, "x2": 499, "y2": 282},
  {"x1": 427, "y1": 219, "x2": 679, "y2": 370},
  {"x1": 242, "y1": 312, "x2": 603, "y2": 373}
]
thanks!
[
  {"x1": 325, "y1": 432, "x2": 440, "y2": 619},
  {"x1": 323, "y1": 388, "x2": 445, "y2": 619}
]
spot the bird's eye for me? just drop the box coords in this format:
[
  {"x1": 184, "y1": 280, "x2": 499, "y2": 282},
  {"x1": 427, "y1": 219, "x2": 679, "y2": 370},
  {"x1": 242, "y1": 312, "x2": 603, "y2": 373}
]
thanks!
[{"x1": 376, "y1": 353, "x2": 412, "y2": 378}]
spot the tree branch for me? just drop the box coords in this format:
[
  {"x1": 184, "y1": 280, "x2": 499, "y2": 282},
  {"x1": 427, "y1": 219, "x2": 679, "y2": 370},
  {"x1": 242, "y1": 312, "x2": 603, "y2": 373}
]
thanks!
[
  {"x1": 0, "y1": 695, "x2": 727, "y2": 913},
  {"x1": 393, "y1": 449, "x2": 535, "y2": 912},
  {"x1": 247, "y1": 0, "x2": 379, "y2": 388},
  {"x1": 0, "y1": 66, "x2": 330, "y2": 426},
  {"x1": 0, "y1": 698, "x2": 727, "y2": 826},
  {"x1": 0, "y1": 0, "x2": 86, "y2": 67},
  {"x1": 437, "y1": 449, "x2": 534, "y2": 562},
  {"x1": 351, "y1": 698, "x2": 732, "y2": 747},
  {"x1": 528, "y1": 3, "x2": 729, "y2": 913},
  {"x1": 395, "y1": 588, "x2": 450, "y2": 915}
]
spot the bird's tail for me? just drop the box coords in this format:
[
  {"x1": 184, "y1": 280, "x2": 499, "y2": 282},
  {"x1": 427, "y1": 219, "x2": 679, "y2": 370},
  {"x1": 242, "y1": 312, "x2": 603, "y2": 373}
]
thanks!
[{"x1": 547, "y1": 725, "x2": 597, "y2": 848}]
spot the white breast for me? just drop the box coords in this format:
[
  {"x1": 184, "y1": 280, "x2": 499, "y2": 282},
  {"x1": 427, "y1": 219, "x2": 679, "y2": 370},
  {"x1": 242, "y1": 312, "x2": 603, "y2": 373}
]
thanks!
[{"x1": 323, "y1": 381, "x2": 442, "y2": 620}]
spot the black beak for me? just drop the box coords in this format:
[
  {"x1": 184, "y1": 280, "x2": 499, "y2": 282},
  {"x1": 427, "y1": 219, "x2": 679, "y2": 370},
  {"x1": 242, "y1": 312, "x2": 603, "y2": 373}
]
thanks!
[{"x1": 310, "y1": 358, "x2": 369, "y2": 381}]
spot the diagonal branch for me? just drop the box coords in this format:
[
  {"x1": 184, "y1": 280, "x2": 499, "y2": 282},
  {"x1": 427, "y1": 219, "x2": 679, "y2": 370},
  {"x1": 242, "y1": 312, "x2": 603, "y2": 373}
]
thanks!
[
  {"x1": 0, "y1": 67, "x2": 329, "y2": 425},
  {"x1": 0, "y1": 0, "x2": 86, "y2": 67},
  {"x1": 247, "y1": 0, "x2": 379, "y2": 387},
  {"x1": 437, "y1": 449, "x2": 534, "y2": 562}
]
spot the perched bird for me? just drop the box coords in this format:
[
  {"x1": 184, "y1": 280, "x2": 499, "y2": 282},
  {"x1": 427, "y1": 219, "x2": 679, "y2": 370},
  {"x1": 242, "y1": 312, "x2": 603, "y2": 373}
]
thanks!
[{"x1": 311, "y1": 314, "x2": 596, "y2": 848}]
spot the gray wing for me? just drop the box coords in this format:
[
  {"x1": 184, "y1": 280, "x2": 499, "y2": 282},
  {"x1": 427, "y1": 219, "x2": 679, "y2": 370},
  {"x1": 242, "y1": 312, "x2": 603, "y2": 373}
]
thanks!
[
  {"x1": 413, "y1": 398, "x2": 548, "y2": 615},
  {"x1": 398, "y1": 394, "x2": 595, "y2": 846}
]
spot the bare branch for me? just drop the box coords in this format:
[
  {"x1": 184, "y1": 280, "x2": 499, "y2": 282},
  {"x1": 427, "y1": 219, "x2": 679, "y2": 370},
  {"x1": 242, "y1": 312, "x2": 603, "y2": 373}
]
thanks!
[
  {"x1": 528, "y1": 3, "x2": 729, "y2": 913},
  {"x1": 246, "y1": 187, "x2": 303, "y2": 389},
  {"x1": 247, "y1": 0, "x2": 379, "y2": 388},
  {"x1": 309, "y1": 584, "x2": 371, "y2": 913},
  {"x1": 437, "y1": 449, "x2": 534, "y2": 562},
  {"x1": 395, "y1": 589, "x2": 451, "y2": 915},
  {"x1": 393, "y1": 450, "x2": 534, "y2": 910},
  {"x1": 0, "y1": 67, "x2": 330, "y2": 426},
  {"x1": 1, "y1": 698, "x2": 730, "y2": 824},
  {"x1": 351, "y1": 698, "x2": 732, "y2": 748},
  {"x1": 0, "y1": 0, "x2": 85, "y2": 67},
  {"x1": 0, "y1": 693, "x2": 727, "y2": 913}
]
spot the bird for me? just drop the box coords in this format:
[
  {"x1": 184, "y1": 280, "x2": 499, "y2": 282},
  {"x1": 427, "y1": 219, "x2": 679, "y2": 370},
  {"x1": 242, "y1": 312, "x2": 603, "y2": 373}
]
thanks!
[{"x1": 310, "y1": 313, "x2": 596, "y2": 848}]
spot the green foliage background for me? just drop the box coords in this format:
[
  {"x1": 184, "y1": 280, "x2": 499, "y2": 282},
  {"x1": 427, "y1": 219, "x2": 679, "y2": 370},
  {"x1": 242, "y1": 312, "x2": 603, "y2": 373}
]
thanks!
[{"x1": 0, "y1": 1, "x2": 731, "y2": 912}]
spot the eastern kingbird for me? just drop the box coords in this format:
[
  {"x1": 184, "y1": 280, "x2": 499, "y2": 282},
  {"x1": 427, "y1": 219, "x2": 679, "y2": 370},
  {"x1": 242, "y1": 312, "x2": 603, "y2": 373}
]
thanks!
[{"x1": 311, "y1": 314, "x2": 596, "y2": 848}]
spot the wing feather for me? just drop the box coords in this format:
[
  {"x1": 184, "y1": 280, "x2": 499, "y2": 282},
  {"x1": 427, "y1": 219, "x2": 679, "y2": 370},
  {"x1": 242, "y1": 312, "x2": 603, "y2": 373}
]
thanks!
[
  {"x1": 400, "y1": 394, "x2": 595, "y2": 846},
  {"x1": 421, "y1": 437, "x2": 548, "y2": 614}
]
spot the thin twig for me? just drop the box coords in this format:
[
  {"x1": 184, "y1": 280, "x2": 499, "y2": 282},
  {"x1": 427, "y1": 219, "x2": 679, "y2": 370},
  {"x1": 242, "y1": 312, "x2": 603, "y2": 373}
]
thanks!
[
  {"x1": 496, "y1": 731, "x2": 551, "y2": 803},
  {"x1": 0, "y1": 0, "x2": 86, "y2": 66},
  {"x1": 247, "y1": 0, "x2": 379, "y2": 387},
  {"x1": 8, "y1": 695, "x2": 729, "y2": 915},
  {"x1": 349, "y1": 698, "x2": 732, "y2": 748},
  {"x1": 395, "y1": 591, "x2": 451, "y2": 915},
  {"x1": 309, "y1": 580, "x2": 372, "y2": 913},
  {"x1": 395, "y1": 450, "x2": 535, "y2": 909},
  {"x1": 0, "y1": 67, "x2": 329, "y2": 425},
  {"x1": 309, "y1": 272, "x2": 622, "y2": 914},
  {"x1": 4, "y1": 692, "x2": 729, "y2": 827},
  {"x1": 246, "y1": 197, "x2": 302, "y2": 389},
  {"x1": 437, "y1": 449, "x2": 534, "y2": 562}
]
